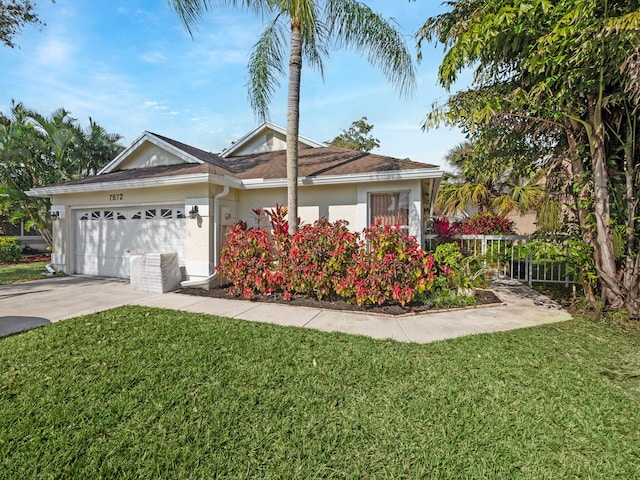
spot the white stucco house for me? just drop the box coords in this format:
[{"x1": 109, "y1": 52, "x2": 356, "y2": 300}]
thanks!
[{"x1": 27, "y1": 122, "x2": 443, "y2": 286}]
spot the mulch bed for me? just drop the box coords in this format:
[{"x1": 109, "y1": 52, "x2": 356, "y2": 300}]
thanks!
[
  {"x1": 178, "y1": 286, "x2": 503, "y2": 316},
  {"x1": 0, "y1": 254, "x2": 51, "y2": 265}
]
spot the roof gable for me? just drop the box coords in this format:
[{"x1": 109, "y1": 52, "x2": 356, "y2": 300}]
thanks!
[
  {"x1": 220, "y1": 121, "x2": 325, "y2": 158},
  {"x1": 98, "y1": 131, "x2": 225, "y2": 174}
]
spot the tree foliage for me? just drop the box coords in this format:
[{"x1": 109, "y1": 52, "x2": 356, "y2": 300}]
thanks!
[
  {"x1": 0, "y1": 0, "x2": 45, "y2": 48},
  {"x1": 168, "y1": 0, "x2": 416, "y2": 233},
  {"x1": 327, "y1": 116, "x2": 380, "y2": 152},
  {"x1": 438, "y1": 140, "x2": 545, "y2": 217},
  {"x1": 0, "y1": 102, "x2": 123, "y2": 245},
  {"x1": 418, "y1": 0, "x2": 640, "y2": 317}
]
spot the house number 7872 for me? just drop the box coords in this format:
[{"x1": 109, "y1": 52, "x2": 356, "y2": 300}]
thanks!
[{"x1": 109, "y1": 193, "x2": 124, "y2": 201}]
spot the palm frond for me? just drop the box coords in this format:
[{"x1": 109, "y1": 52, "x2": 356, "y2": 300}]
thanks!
[
  {"x1": 326, "y1": 0, "x2": 416, "y2": 97},
  {"x1": 491, "y1": 194, "x2": 517, "y2": 217},
  {"x1": 247, "y1": 18, "x2": 288, "y2": 121},
  {"x1": 167, "y1": 1, "x2": 274, "y2": 37}
]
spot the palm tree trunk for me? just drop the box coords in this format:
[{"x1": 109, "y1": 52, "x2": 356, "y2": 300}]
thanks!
[
  {"x1": 286, "y1": 20, "x2": 303, "y2": 236},
  {"x1": 623, "y1": 116, "x2": 640, "y2": 318},
  {"x1": 565, "y1": 123, "x2": 597, "y2": 305},
  {"x1": 587, "y1": 94, "x2": 623, "y2": 309}
]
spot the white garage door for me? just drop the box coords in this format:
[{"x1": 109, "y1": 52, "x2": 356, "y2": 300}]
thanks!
[{"x1": 75, "y1": 206, "x2": 186, "y2": 278}]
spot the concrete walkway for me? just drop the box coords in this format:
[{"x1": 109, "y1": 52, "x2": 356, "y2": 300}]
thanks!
[{"x1": 0, "y1": 276, "x2": 572, "y2": 342}]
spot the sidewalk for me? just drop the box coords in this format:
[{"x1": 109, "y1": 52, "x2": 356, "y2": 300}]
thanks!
[
  {"x1": 136, "y1": 277, "x2": 571, "y2": 343},
  {"x1": 1, "y1": 276, "x2": 571, "y2": 342}
]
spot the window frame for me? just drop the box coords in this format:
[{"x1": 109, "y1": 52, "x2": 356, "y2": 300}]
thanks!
[{"x1": 368, "y1": 190, "x2": 411, "y2": 235}]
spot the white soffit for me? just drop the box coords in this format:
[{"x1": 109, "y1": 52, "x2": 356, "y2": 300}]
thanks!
[{"x1": 240, "y1": 168, "x2": 444, "y2": 189}]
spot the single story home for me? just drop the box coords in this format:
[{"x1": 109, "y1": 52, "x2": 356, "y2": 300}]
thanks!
[{"x1": 27, "y1": 122, "x2": 443, "y2": 286}]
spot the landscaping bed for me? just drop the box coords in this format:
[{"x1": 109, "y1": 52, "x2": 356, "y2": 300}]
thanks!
[
  {"x1": 179, "y1": 286, "x2": 502, "y2": 316},
  {"x1": 0, "y1": 253, "x2": 51, "y2": 265}
]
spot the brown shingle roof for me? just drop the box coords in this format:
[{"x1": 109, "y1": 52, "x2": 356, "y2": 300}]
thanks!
[
  {"x1": 42, "y1": 134, "x2": 438, "y2": 188},
  {"x1": 46, "y1": 163, "x2": 226, "y2": 187},
  {"x1": 223, "y1": 147, "x2": 436, "y2": 179}
]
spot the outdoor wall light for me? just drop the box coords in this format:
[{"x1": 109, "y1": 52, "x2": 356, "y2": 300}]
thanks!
[
  {"x1": 50, "y1": 210, "x2": 60, "y2": 221},
  {"x1": 188, "y1": 205, "x2": 199, "y2": 219}
]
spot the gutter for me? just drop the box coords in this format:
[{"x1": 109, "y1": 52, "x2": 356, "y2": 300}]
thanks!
[{"x1": 180, "y1": 185, "x2": 230, "y2": 288}]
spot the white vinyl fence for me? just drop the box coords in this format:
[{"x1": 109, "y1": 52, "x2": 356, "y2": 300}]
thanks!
[{"x1": 424, "y1": 234, "x2": 577, "y2": 286}]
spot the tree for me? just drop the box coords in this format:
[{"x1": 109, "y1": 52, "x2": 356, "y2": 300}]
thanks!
[
  {"x1": 0, "y1": 0, "x2": 44, "y2": 48},
  {"x1": 0, "y1": 102, "x2": 122, "y2": 245},
  {"x1": 418, "y1": 0, "x2": 640, "y2": 317},
  {"x1": 168, "y1": 0, "x2": 415, "y2": 234},
  {"x1": 327, "y1": 116, "x2": 380, "y2": 152},
  {"x1": 72, "y1": 118, "x2": 123, "y2": 176},
  {"x1": 437, "y1": 140, "x2": 545, "y2": 217}
]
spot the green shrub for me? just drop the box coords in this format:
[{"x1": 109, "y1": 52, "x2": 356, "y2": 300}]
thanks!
[{"x1": 0, "y1": 237, "x2": 22, "y2": 262}]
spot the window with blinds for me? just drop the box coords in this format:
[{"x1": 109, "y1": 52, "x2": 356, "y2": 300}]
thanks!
[{"x1": 369, "y1": 192, "x2": 410, "y2": 234}]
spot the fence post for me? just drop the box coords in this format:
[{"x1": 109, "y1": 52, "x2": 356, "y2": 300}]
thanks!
[
  {"x1": 527, "y1": 250, "x2": 533, "y2": 287},
  {"x1": 564, "y1": 243, "x2": 570, "y2": 287}
]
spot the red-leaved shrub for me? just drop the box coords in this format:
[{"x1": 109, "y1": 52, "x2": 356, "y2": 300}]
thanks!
[
  {"x1": 452, "y1": 213, "x2": 515, "y2": 235},
  {"x1": 217, "y1": 213, "x2": 439, "y2": 307},
  {"x1": 283, "y1": 219, "x2": 360, "y2": 299},
  {"x1": 335, "y1": 224, "x2": 436, "y2": 306},
  {"x1": 216, "y1": 223, "x2": 279, "y2": 299}
]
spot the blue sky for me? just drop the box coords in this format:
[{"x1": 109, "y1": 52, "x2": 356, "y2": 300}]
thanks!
[{"x1": 1, "y1": 0, "x2": 466, "y2": 168}]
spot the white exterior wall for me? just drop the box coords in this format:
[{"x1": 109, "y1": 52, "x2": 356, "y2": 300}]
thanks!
[
  {"x1": 50, "y1": 183, "x2": 218, "y2": 281},
  {"x1": 236, "y1": 180, "x2": 424, "y2": 240},
  {"x1": 46, "y1": 177, "x2": 430, "y2": 283},
  {"x1": 118, "y1": 144, "x2": 188, "y2": 170},
  {"x1": 237, "y1": 185, "x2": 358, "y2": 229},
  {"x1": 230, "y1": 131, "x2": 315, "y2": 156}
]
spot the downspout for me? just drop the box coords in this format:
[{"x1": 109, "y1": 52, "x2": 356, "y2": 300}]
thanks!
[{"x1": 180, "y1": 185, "x2": 230, "y2": 287}]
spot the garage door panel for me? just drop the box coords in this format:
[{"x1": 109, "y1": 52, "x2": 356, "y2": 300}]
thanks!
[{"x1": 75, "y1": 206, "x2": 186, "y2": 278}]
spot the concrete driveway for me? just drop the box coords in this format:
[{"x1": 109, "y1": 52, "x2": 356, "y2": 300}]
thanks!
[
  {"x1": 0, "y1": 276, "x2": 163, "y2": 337},
  {"x1": 0, "y1": 275, "x2": 572, "y2": 342}
]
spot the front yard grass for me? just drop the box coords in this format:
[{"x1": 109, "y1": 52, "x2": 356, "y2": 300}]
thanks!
[
  {"x1": 0, "y1": 261, "x2": 49, "y2": 285},
  {"x1": 1, "y1": 306, "x2": 639, "y2": 478}
]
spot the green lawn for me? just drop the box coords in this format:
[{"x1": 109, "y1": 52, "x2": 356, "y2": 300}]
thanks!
[
  {"x1": 0, "y1": 261, "x2": 49, "y2": 285},
  {"x1": 1, "y1": 306, "x2": 639, "y2": 479}
]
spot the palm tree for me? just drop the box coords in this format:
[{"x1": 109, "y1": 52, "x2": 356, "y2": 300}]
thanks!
[
  {"x1": 438, "y1": 140, "x2": 545, "y2": 218},
  {"x1": 0, "y1": 102, "x2": 55, "y2": 244},
  {"x1": 28, "y1": 107, "x2": 78, "y2": 181},
  {"x1": 1, "y1": 103, "x2": 123, "y2": 245},
  {"x1": 168, "y1": 0, "x2": 416, "y2": 233},
  {"x1": 73, "y1": 118, "x2": 123, "y2": 176}
]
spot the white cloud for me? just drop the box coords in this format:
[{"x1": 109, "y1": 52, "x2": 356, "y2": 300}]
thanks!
[
  {"x1": 34, "y1": 36, "x2": 75, "y2": 68},
  {"x1": 138, "y1": 51, "x2": 168, "y2": 64}
]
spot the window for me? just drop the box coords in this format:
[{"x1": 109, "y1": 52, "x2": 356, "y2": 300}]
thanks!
[{"x1": 369, "y1": 192, "x2": 410, "y2": 234}]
